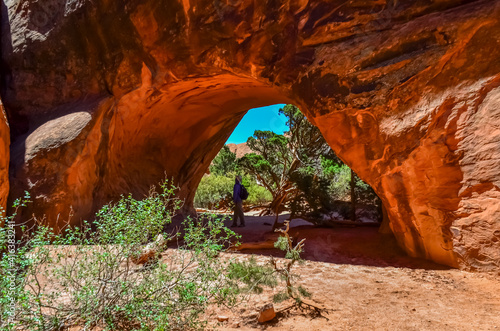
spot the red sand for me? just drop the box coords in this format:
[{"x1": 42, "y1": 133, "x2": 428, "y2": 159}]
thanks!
[{"x1": 202, "y1": 213, "x2": 500, "y2": 330}]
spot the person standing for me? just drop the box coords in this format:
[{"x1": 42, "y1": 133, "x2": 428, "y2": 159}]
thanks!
[{"x1": 232, "y1": 175, "x2": 245, "y2": 227}]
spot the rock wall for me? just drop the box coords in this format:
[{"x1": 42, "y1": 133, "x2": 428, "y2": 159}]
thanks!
[
  {"x1": 1, "y1": 0, "x2": 499, "y2": 270},
  {"x1": 0, "y1": 98, "x2": 9, "y2": 219}
]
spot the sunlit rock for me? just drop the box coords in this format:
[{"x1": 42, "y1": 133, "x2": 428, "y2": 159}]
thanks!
[
  {"x1": 0, "y1": 98, "x2": 9, "y2": 218},
  {"x1": 1, "y1": 0, "x2": 499, "y2": 270}
]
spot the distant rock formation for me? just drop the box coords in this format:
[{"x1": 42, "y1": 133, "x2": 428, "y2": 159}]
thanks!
[
  {"x1": 227, "y1": 142, "x2": 253, "y2": 159},
  {"x1": 1, "y1": 0, "x2": 499, "y2": 271}
]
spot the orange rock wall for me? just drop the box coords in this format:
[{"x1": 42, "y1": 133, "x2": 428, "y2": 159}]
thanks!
[
  {"x1": 0, "y1": 99, "x2": 9, "y2": 218},
  {"x1": 1, "y1": 0, "x2": 499, "y2": 270}
]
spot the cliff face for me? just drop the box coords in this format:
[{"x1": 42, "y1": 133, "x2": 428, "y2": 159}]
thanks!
[
  {"x1": 0, "y1": 98, "x2": 8, "y2": 218},
  {"x1": 227, "y1": 142, "x2": 253, "y2": 159},
  {"x1": 1, "y1": 0, "x2": 499, "y2": 270}
]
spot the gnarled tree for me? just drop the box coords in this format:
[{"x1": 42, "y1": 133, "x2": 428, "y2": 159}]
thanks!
[{"x1": 239, "y1": 105, "x2": 333, "y2": 227}]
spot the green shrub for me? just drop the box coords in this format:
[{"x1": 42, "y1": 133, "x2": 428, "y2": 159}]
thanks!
[
  {"x1": 0, "y1": 193, "x2": 36, "y2": 331},
  {"x1": 271, "y1": 222, "x2": 309, "y2": 303},
  {"x1": 245, "y1": 183, "x2": 272, "y2": 206},
  {"x1": 1, "y1": 183, "x2": 245, "y2": 331},
  {"x1": 209, "y1": 145, "x2": 238, "y2": 175},
  {"x1": 194, "y1": 174, "x2": 272, "y2": 209},
  {"x1": 227, "y1": 256, "x2": 277, "y2": 294},
  {"x1": 328, "y1": 164, "x2": 351, "y2": 200},
  {"x1": 193, "y1": 174, "x2": 234, "y2": 209},
  {"x1": 227, "y1": 221, "x2": 310, "y2": 305}
]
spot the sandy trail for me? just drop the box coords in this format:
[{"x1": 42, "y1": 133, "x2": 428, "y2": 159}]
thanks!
[{"x1": 203, "y1": 213, "x2": 500, "y2": 330}]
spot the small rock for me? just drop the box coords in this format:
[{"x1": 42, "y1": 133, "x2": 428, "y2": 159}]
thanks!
[
  {"x1": 258, "y1": 303, "x2": 276, "y2": 323},
  {"x1": 217, "y1": 315, "x2": 229, "y2": 322},
  {"x1": 131, "y1": 234, "x2": 167, "y2": 265}
]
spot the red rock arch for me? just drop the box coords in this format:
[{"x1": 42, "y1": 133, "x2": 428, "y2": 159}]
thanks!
[{"x1": 1, "y1": 0, "x2": 499, "y2": 270}]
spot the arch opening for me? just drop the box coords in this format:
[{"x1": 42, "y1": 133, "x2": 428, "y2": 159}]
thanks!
[
  {"x1": 5, "y1": 71, "x2": 466, "y2": 270},
  {"x1": 194, "y1": 103, "x2": 383, "y2": 228},
  {"x1": 2, "y1": 0, "x2": 500, "y2": 272}
]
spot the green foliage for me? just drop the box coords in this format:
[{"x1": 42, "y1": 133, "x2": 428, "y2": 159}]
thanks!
[
  {"x1": 93, "y1": 182, "x2": 179, "y2": 246},
  {"x1": 271, "y1": 222, "x2": 308, "y2": 304},
  {"x1": 0, "y1": 184, "x2": 245, "y2": 331},
  {"x1": 200, "y1": 103, "x2": 381, "y2": 221},
  {"x1": 245, "y1": 182, "x2": 273, "y2": 206},
  {"x1": 238, "y1": 104, "x2": 339, "y2": 217},
  {"x1": 194, "y1": 173, "x2": 272, "y2": 209},
  {"x1": 246, "y1": 131, "x2": 290, "y2": 159},
  {"x1": 209, "y1": 145, "x2": 237, "y2": 175},
  {"x1": 272, "y1": 292, "x2": 289, "y2": 303},
  {"x1": 327, "y1": 163, "x2": 352, "y2": 200},
  {"x1": 0, "y1": 192, "x2": 35, "y2": 331},
  {"x1": 273, "y1": 235, "x2": 290, "y2": 252},
  {"x1": 297, "y1": 286, "x2": 311, "y2": 299},
  {"x1": 194, "y1": 174, "x2": 234, "y2": 209},
  {"x1": 273, "y1": 232, "x2": 303, "y2": 261},
  {"x1": 227, "y1": 257, "x2": 277, "y2": 294},
  {"x1": 290, "y1": 166, "x2": 333, "y2": 214},
  {"x1": 225, "y1": 222, "x2": 309, "y2": 306},
  {"x1": 279, "y1": 104, "x2": 331, "y2": 159},
  {"x1": 239, "y1": 129, "x2": 292, "y2": 197}
]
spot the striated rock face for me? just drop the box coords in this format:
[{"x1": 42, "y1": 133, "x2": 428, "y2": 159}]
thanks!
[
  {"x1": 0, "y1": 98, "x2": 9, "y2": 218},
  {"x1": 227, "y1": 142, "x2": 253, "y2": 159},
  {"x1": 1, "y1": 0, "x2": 500, "y2": 270}
]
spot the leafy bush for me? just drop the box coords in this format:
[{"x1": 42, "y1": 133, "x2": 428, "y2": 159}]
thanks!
[
  {"x1": 194, "y1": 174, "x2": 234, "y2": 209},
  {"x1": 0, "y1": 193, "x2": 38, "y2": 331},
  {"x1": 227, "y1": 257, "x2": 277, "y2": 294},
  {"x1": 1, "y1": 183, "x2": 245, "y2": 331},
  {"x1": 291, "y1": 155, "x2": 381, "y2": 223},
  {"x1": 2, "y1": 185, "x2": 317, "y2": 330},
  {"x1": 194, "y1": 174, "x2": 272, "y2": 209},
  {"x1": 227, "y1": 221, "x2": 311, "y2": 305},
  {"x1": 209, "y1": 145, "x2": 238, "y2": 175},
  {"x1": 245, "y1": 183, "x2": 272, "y2": 206},
  {"x1": 271, "y1": 222, "x2": 310, "y2": 303},
  {"x1": 326, "y1": 163, "x2": 351, "y2": 200}
]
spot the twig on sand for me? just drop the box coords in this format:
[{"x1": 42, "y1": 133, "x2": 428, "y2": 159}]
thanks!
[{"x1": 277, "y1": 299, "x2": 332, "y2": 321}]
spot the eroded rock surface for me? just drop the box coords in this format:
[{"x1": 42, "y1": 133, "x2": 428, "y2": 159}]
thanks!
[
  {"x1": 0, "y1": 98, "x2": 9, "y2": 217},
  {"x1": 1, "y1": 0, "x2": 499, "y2": 270}
]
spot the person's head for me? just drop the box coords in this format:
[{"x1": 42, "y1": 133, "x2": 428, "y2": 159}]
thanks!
[{"x1": 236, "y1": 175, "x2": 242, "y2": 183}]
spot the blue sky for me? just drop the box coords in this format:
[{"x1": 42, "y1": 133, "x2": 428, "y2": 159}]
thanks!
[{"x1": 226, "y1": 104, "x2": 288, "y2": 144}]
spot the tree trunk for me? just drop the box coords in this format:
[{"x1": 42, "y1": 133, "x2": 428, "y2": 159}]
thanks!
[
  {"x1": 271, "y1": 193, "x2": 288, "y2": 230},
  {"x1": 350, "y1": 168, "x2": 356, "y2": 222}
]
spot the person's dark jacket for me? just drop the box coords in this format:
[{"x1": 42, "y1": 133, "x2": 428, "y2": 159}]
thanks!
[{"x1": 233, "y1": 179, "x2": 242, "y2": 203}]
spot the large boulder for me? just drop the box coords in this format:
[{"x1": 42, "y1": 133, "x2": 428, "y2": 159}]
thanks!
[{"x1": 1, "y1": 0, "x2": 499, "y2": 271}]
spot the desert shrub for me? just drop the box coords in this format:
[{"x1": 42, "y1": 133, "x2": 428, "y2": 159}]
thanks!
[
  {"x1": 271, "y1": 222, "x2": 310, "y2": 303},
  {"x1": 194, "y1": 174, "x2": 234, "y2": 209},
  {"x1": 244, "y1": 181, "x2": 272, "y2": 206},
  {"x1": 227, "y1": 221, "x2": 310, "y2": 305},
  {"x1": 1, "y1": 183, "x2": 245, "y2": 331},
  {"x1": 326, "y1": 163, "x2": 351, "y2": 201},
  {"x1": 209, "y1": 145, "x2": 238, "y2": 175},
  {"x1": 227, "y1": 256, "x2": 277, "y2": 295},
  {"x1": 0, "y1": 193, "x2": 41, "y2": 331},
  {"x1": 291, "y1": 156, "x2": 382, "y2": 223},
  {"x1": 194, "y1": 174, "x2": 272, "y2": 209},
  {"x1": 289, "y1": 165, "x2": 333, "y2": 215}
]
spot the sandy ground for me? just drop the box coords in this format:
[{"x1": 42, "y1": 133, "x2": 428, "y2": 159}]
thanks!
[{"x1": 203, "y1": 213, "x2": 500, "y2": 330}]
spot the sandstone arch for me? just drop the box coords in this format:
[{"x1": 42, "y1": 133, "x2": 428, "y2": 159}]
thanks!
[{"x1": 1, "y1": 0, "x2": 500, "y2": 271}]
